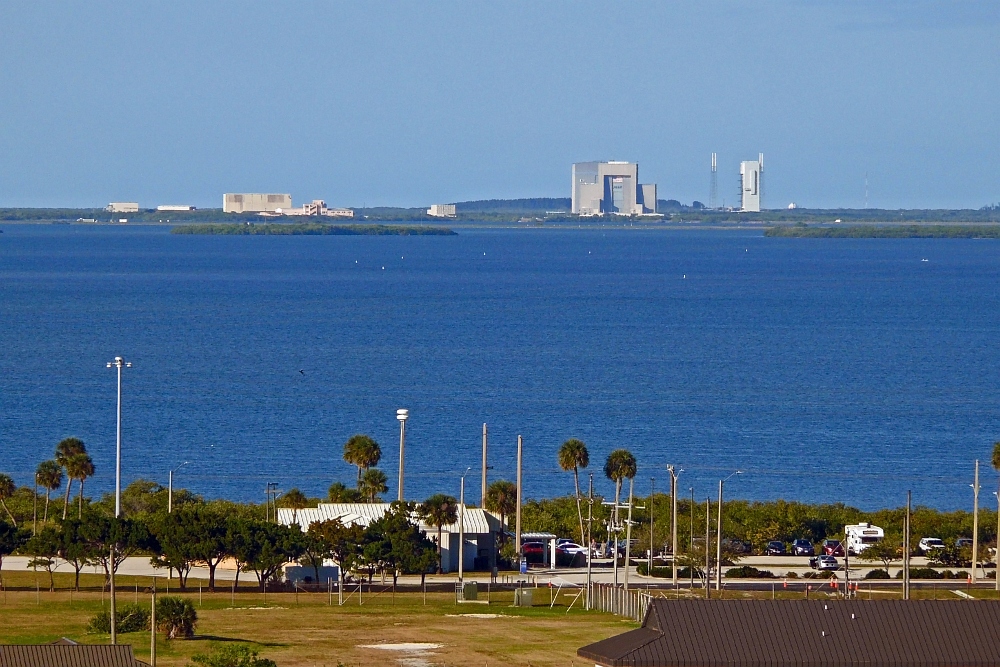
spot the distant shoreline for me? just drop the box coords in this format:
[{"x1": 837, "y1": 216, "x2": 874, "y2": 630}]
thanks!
[
  {"x1": 765, "y1": 224, "x2": 1000, "y2": 238},
  {"x1": 170, "y1": 222, "x2": 457, "y2": 236}
]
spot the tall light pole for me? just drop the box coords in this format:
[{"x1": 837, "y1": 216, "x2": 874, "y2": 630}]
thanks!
[
  {"x1": 106, "y1": 355, "x2": 131, "y2": 646},
  {"x1": 995, "y1": 489, "x2": 1000, "y2": 593},
  {"x1": 715, "y1": 470, "x2": 742, "y2": 591},
  {"x1": 667, "y1": 466, "x2": 680, "y2": 589},
  {"x1": 972, "y1": 460, "x2": 980, "y2": 584},
  {"x1": 585, "y1": 473, "x2": 593, "y2": 610},
  {"x1": 459, "y1": 467, "x2": 471, "y2": 583},
  {"x1": 396, "y1": 409, "x2": 408, "y2": 501},
  {"x1": 168, "y1": 462, "x2": 189, "y2": 513},
  {"x1": 515, "y1": 435, "x2": 523, "y2": 554},
  {"x1": 648, "y1": 478, "x2": 655, "y2": 577},
  {"x1": 481, "y1": 424, "x2": 488, "y2": 506}
]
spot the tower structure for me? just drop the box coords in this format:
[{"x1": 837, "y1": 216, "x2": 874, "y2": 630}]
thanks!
[
  {"x1": 739, "y1": 154, "x2": 764, "y2": 213},
  {"x1": 710, "y1": 152, "x2": 718, "y2": 209}
]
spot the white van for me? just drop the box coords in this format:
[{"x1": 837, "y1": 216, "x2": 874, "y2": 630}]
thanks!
[{"x1": 845, "y1": 523, "x2": 884, "y2": 555}]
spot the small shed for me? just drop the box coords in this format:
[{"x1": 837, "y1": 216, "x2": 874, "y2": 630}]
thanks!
[
  {"x1": 579, "y1": 599, "x2": 1000, "y2": 667},
  {"x1": 521, "y1": 532, "x2": 558, "y2": 569}
]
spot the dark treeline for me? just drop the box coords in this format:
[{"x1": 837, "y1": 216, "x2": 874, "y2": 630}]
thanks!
[
  {"x1": 170, "y1": 223, "x2": 457, "y2": 236},
  {"x1": 765, "y1": 224, "x2": 1000, "y2": 238}
]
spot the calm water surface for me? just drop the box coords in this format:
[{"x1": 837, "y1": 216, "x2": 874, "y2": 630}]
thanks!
[{"x1": 1, "y1": 224, "x2": 999, "y2": 510}]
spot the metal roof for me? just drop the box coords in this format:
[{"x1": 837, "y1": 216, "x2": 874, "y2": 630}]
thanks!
[
  {"x1": 0, "y1": 644, "x2": 147, "y2": 667},
  {"x1": 578, "y1": 599, "x2": 1000, "y2": 667},
  {"x1": 277, "y1": 503, "x2": 500, "y2": 534}
]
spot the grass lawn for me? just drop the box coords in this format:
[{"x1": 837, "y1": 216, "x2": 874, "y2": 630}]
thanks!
[{"x1": 0, "y1": 571, "x2": 632, "y2": 666}]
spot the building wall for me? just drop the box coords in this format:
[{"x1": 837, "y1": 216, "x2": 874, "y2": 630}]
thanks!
[
  {"x1": 640, "y1": 184, "x2": 657, "y2": 213},
  {"x1": 572, "y1": 162, "x2": 655, "y2": 215},
  {"x1": 740, "y1": 161, "x2": 761, "y2": 212},
  {"x1": 427, "y1": 204, "x2": 456, "y2": 217},
  {"x1": 223, "y1": 193, "x2": 292, "y2": 213},
  {"x1": 107, "y1": 202, "x2": 139, "y2": 213}
]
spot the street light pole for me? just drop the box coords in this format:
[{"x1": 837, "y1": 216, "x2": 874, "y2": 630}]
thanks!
[
  {"x1": 168, "y1": 462, "x2": 189, "y2": 513},
  {"x1": 667, "y1": 466, "x2": 680, "y2": 589},
  {"x1": 716, "y1": 471, "x2": 741, "y2": 592},
  {"x1": 648, "y1": 478, "x2": 655, "y2": 577},
  {"x1": 396, "y1": 409, "x2": 409, "y2": 501},
  {"x1": 973, "y1": 460, "x2": 980, "y2": 584},
  {"x1": 515, "y1": 435, "x2": 523, "y2": 554},
  {"x1": 459, "y1": 468, "x2": 470, "y2": 583},
  {"x1": 585, "y1": 473, "x2": 593, "y2": 610},
  {"x1": 481, "y1": 424, "x2": 488, "y2": 507},
  {"x1": 106, "y1": 356, "x2": 131, "y2": 646}
]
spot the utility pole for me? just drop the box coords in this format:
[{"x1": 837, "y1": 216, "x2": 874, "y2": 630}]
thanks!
[
  {"x1": 106, "y1": 355, "x2": 130, "y2": 646},
  {"x1": 481, "y1": 424, "x2": 488, "y2": 506},
  {"x1": 150, "y1": 581, "x2": 156, "y2": 667},
  {"x1": 32, "y1": 473, "x2": 38, "y2": 536},
  {"x1": 715, "y1": 480, "x2": 723, "y2": 591},
  {"x1": 973, "y1": 460, "x2": 980, "y2": 584},
  {"x1": 459, "y1": 469, "x2": 469, "y2": 583},
  {"x1": 648, "y1": 478, "x2": 655, "y2": 577},
  {"x1": 586, "y1": 474, "x2": 593, "y2": 610},
  {"x1": 396, "y1": 409, "x2": 408, "y2": 502},
  {"x1": 704, "y1": 497, "x2": 711, "y2": 599},
  {"x1": 515, "y1": 435, "x2": 522, "y2": 554},
  {"x1": 904, "y1": 491, "x2": 911, "y2": 600},
  {"x1": 689, "y1": 487, "x2": 694, "y2": 589},
  {"x1": 624, "y1": 478, "x2": 635, "y2": 590},
  {"x1": 668, "y1": 466, "x2": 679, "y2": 589}
]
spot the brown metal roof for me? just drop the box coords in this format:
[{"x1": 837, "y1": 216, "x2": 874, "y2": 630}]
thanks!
[
  {"x1": 579, "y1": 599, "x2": 1000, "y2": 667},
  {"x1": 0, "y1": 644, "x2": 148, "y2": 667}
]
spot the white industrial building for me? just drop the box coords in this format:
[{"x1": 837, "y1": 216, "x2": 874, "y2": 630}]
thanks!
[
  {"x1": 223, "y1": 193, "x2": 292, "y2": 214},
  {"x1": 740, "y1": 155, "x2": 764, "y2": 212},
  {"x1": 571, "y1": 162, "x2": 657, "y2": 215},
  {"x1": 156, "y1": 205, "x2": 195, "y2": 212},
  {"x1": 106, "y1": 202, "x2": 139, "y2": 213},
  {"x1": 277, "y1": 502, "x2": 501, "y2": 573},
  {"x1": 427, "y1": 204, "x2": 456, "y2": 218},
  {"x1": 280, "y1": 200, "x2": 354, "y2": 217}
]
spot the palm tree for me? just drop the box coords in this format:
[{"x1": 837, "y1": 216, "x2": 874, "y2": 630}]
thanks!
[
  {"x1": 604, "y1": 448, "x2": 637, "y2": 516},
  {"x1": 155, "y1": 596, "x2": 197, "y2": 639},
  {"x1": 417, "y1": 494, "x2": 458, "y2": 573},
  {"x1": 558, "y1": 438, "x2": 589, "y2": 545},
  {"x1": 66, "y1": 453, "x2": 95, "y2": 519},
  {"x1": 0, "y1": 473, "x2": 16, "y2": 526},
  {"x1": 55, "y1": 437, "x2": 86, "y2": 520},
  {"x1": 343, "y1": 435, "x2": 382, "y2": 487},
  {"x1": 484, "y1": 480, "x2": 517, "y2": 546},
  {"x1": 35, "y1": 460, "x2": 62, "y2": 523},
  {"x1": 359, "y1": 468, "x2": 388, "y2": 503},
  {"x1": 281, "y1": 488, "x2": 309, "y2": 523}
]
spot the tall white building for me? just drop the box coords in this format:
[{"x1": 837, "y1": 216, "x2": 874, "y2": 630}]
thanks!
[
  {"x1": 572, "y1": 162, "x2": 656, "y2": 215},
  {"x1": 740, "y1": 155, "x2": 763, "y2": 212}
]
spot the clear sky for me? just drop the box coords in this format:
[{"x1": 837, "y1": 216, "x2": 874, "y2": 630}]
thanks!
[{"x1": 1, "y1": 2, "x2": 997, "y2": 209}]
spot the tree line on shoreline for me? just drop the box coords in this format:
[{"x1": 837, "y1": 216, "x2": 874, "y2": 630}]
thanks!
[{"x1": 3, "y1": 436, "x2": 1000, "y2": 588}]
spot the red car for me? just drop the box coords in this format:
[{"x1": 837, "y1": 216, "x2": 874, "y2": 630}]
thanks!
[
  {"x1": 521, "y1": 541, "x2": 545, "y2": 564},
  {"x1": 822, "y1": 540, "x2": 845, "y2": 556}
]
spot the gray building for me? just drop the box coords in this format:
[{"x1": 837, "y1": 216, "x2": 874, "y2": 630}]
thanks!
[
  {"x1": 740, "y1": 156, "x2": 763, "y2": 212},
  {"x1": 572, "y1": 162, "x2": 657, "y2": 215},
  {"x1": 223, "y1": 193, "x2": 292, "y2": 214}
]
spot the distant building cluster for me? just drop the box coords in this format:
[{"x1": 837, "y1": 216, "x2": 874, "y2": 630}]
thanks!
[
  {"x1": 222, "y1": 194, "x2": 354, "y2": 217},
  {"x1": 427, "y1": 204, "x2": 456, "y2": 218},
  {"x1": 571, "y1": 162, "x2": 657, "y2": 216},
  {"x1": 281, "y1": 199, "x2": 354, "y2": 218}
]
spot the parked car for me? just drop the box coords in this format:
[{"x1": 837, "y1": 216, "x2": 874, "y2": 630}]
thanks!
[
  {"x1": 956, "y1": 538, "x2": 974, "y2": 549},
  {"x1": 822, "y1": 540, "x2": 845, "y2": 556},
  {"x1": 809, "y1": 555, "x2": 839, "y2": 571},
  {"x1": 792, "y1": 539, "x2": 815, "y2": 556},
  {"x1": 919, "y1": 537, "x2": 945, "y2": 553},
  {"x1": 765, "y1": 541, "x2": 786, "y2": 556},
  {"x1": 556, "y1": 542, "x2": 589, "y2": 556},
  {"x1": 521, "y1": 541, "x2": 545, "y2": 564}
]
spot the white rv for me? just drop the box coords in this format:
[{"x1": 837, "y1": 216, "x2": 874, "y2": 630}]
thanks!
[{"x1": 845, "y1": 523, "x2": 884, "y2": 555}]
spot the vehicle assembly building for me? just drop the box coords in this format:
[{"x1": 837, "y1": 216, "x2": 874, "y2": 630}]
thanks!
[
  {"x1": 571, "y1": 162, "x2": 657, "y2": 215},
  {"x1": 223, "y1": 193, "x2": 292, "y2": 214}
]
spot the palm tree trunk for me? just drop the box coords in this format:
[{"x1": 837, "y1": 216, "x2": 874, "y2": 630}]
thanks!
[
  {"x1": 437, "y1": 525, "x2": 443, "y2": 574},
  {"x1": 43, "y1": 490, "x2": 51, "y2": 523},
  {"x1": 63, "y1": 478, "x2": 73, "y2": 520},
  {"x1": 78, "y1": 478, "x2": 85, "y2": 518},
  {"x1": 573, "y1": 467, "x2": 585, "y2": 545},
  {"x1": 0, "y1": 499, "x2": 15, "y2": 527}
]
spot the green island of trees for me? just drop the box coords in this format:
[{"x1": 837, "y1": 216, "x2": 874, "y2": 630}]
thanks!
[
  {"x1": 765, "y1": 224, "x2": 1000, "y2": 238},
  {"x1": 170, "y1": 223, "x2": 457, "y2": 236}
]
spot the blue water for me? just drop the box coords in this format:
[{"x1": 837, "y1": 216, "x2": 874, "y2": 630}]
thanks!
[{"x1": 1, "y1": 224, "x2": 999, "y2": 511}]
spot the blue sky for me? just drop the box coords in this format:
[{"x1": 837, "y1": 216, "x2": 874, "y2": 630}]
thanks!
[{"x1": 1, "y1": 2, "x2": 997, "y2": 209}]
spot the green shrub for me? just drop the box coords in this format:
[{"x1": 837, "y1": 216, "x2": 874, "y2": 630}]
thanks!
[
  {"x1": 191, "y1": 644, "x2": 276, "y2": 667},
  {"x1": 785, "y1": 571, "x2": 799, "y2": 579},
  {"x1": 864, "y1": 569, "x2": 890, "y2": 579},
  {"x1": 156, "y1": 596, "x2": 197, "y2": 639},
  {"x1": 635, "y1": 563, "x2": 674, "y2": 577},
  {"x1": 724, "y1": 566, "x2": 775, "y2": 579},
  {"x1": 87, "y1": 604, "x2": 151, "y2": 634},
  {"x1": 802, "y1": 570, "x2": 835, "y2": 579}
]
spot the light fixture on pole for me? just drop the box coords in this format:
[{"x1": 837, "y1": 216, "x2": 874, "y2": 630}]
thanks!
[
  {"x1": 168, "y1": 462, "x2": 189, "y2": 513},
  {"x1": 715, "y1": 470, "x2": 742, "y2": 591},
  {"x1": 459, "y1": 467, "x2": 471, "y2": 583},
  {"x1": 972, "y1": 460, "x2": 980, "y2": 584},
  {"x1": 106, "y1": 355, "x2": 131, "y2": 646},
  {"x1": 396, "y1": 409, "x2": 409, "y2": 502},
  {"x1": 667, "y1": 465, "x2": 682, "y2": 589}
]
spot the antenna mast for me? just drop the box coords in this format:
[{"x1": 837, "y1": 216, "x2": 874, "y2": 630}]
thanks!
[{"x1": 710, "y1": 152, "x2": 718, "y2": 209}]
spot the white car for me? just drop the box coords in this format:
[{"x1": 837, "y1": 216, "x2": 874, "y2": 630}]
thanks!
[
  {"x1": 919, "y1": 537, "x2": 945, "y2": 553},
  {"x1": 811, "y1": 555, "x2": 839, "y2": 571},
  {"x1": 556, "y1": 542, "x2": 589, "y2": 556}
]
